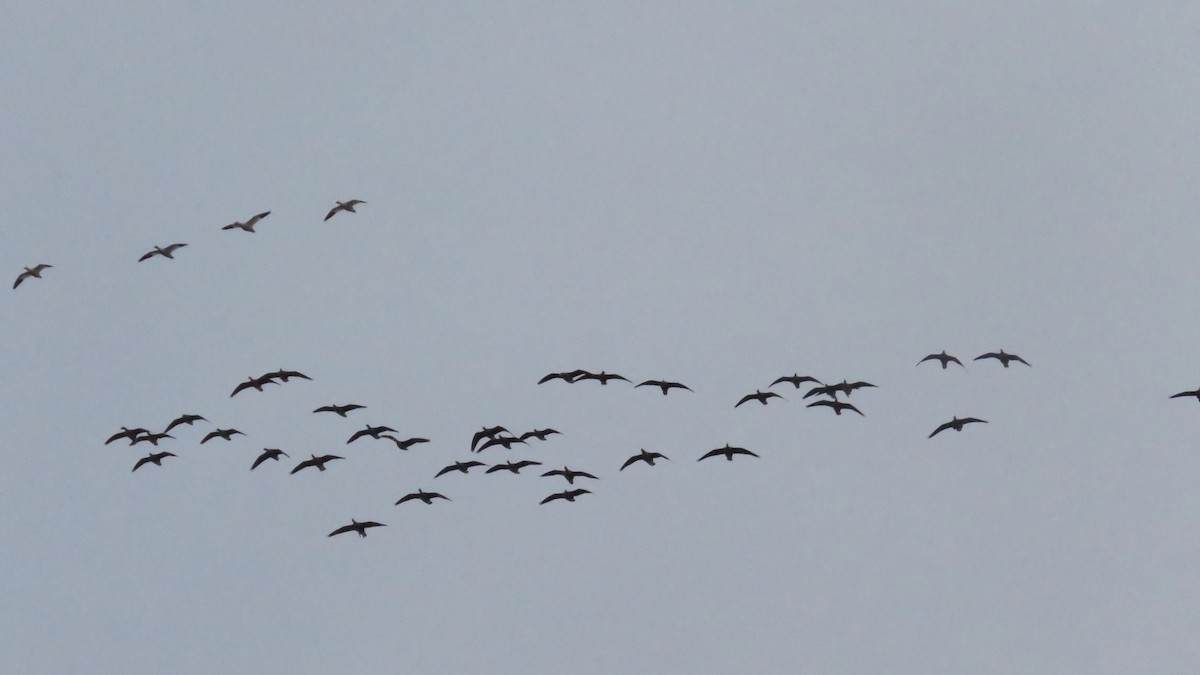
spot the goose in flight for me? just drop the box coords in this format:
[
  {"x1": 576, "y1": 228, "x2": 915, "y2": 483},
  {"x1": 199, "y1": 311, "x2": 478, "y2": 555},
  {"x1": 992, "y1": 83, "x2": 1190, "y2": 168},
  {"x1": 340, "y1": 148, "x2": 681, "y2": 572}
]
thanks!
[
  {"x1": 620, "y1": 449, "x2": 668, "y2": 471},
  {"x1": 698, "y1": 444, "x2": 759, "y2": 462},
  {"x1": 138, "y1": 243, "x2": 188, "y2": 262},
  {"x1": 266, "y1": 368, "x2": 311, "y2": 382},
  {"x1": 394, "y1": 489, "x2": 450, "y2": 505},
  {"x1": 13, "y1": 264, "x2": 51, "y2": 289},
  {"x1": 328, "y1": 519, "x2": 385, "y2": 538},
  {"x1": 435, "y1": 460, "x2": 487, "y2": 477},
  {"x1": 471, "y1": 425, "x2": 510, "y2": 451},
  {"x1": 485, "y1": 460, "x2": 542, "y2": 474},
  {"x1": 770, "y1": 374, "x2": 822, "y2": 389},
  {"x1": 804, "y1": 380, "x2": 876, "y2": 399},
  {"x1": 538, "y1": 370, "x2": 588, "y2": 384},
  {"x1": 251, "y1": 448, "x2": 289, "y2": 470},
  {"x1": 325, "y1": 199, "x2": 366, "y2": 221},
  {"x1": 163, "y1": 414, "x2": 207, "y2": 433},
  {"x1": 541, "y1": 466, "x2": 598, "y2": 484},
  {"x1": 476, "y1": 435, "x2": 529, "y2": 453},
  {"x1": 131, "y1": 432, "x2": 174, "y2": 446},
  {"x1": 974, "y1": 350, "x2": 1030, "y2": 368},
  {"x1": 290, "y1": 454, "x2": 344, "y2": 474},
  {"x1": 518, "y1": 428, "x2": 561, "y2": 442},
  {"x1": 133, "y1": 451, "x2": 176, "y2": 472},
  {"x1": 574, "y1": 371, "x2": 630, "y2": 385},
  {"x1": 221, "y1": 211, "x2": 271, "y2": 233},
  {"x1": 313, "y1": 403, "x2": 366, "y2": 417},
  {"x1": 105, "y1": 426, "x2": 149, "y2": 445},
  {"x1": 231, "y1": 374, "x2": 279, "y2": 397},
  {"x1": 806, "y1": 399, "x2": 864, "y2": 416},
  {"x1": 346, "y1": 425, "x2": 397, "y2": 444},
  {"x1": 735, "y1": 390, "x2": 782, "y2": 408},
  {"x1": 918, "y1": 351, "x2": 965, "y2": 369},
  {"x1": 378, "y1": 435, "x2": 430, "y2": 450},
  {"x1": 928, "y1": 416, "x2": 988, "y2": 438},
  {"x1": 636, "y1": 380, "x2": 693, "y2": 395},
  {"x1": 540, "y1": 488, "x2": 592, "y2": 505},
  {"x1": 201, "y1": 428, "x2": 244, "y2": 444}
]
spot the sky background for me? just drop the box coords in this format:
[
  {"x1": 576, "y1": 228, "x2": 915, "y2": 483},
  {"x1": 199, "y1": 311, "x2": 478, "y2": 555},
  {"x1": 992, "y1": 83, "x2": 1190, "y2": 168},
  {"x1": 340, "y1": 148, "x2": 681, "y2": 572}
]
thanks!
[{"x1": 3, "y1": 2, "x2": 1200, "y2": 673}]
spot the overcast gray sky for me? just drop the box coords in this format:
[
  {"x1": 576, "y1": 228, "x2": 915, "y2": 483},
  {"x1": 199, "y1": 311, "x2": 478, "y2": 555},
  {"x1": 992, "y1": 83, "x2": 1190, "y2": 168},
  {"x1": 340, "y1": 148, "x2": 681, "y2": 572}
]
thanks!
[{"x1": 4, "y1": 2, "x2": 1200, "y2": 673}]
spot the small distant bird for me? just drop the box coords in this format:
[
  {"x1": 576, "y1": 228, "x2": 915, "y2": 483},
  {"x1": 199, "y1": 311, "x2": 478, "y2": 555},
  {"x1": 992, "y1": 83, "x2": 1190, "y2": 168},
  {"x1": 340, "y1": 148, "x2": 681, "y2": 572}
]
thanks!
[
  {"x1": 138, "y1": 243, "x2": 188, "y2": 262},
  {"x1": 328, "y1": 519, "x2": 385, "y2": 538},
  {"x1": 251, "y1": 448, "x2": 289, "y2": 470},
  {"x1": 395, "y1": 489, "x2": 450, "y2": 505},
  {"x1": 435, "y1": 460, "x2": 487, "y2": 478},
  {"x1": 133, "y1": 451, "x2": 176, "y2": 472},
  {"x1": 805, "y1": 380, "x2": 877, "y2": 399},
  {"x1": 636, "y1": 380, "x2": 692, "y2": 395},
  {"x1": 105, "y1": 427, "x2": 149, "y2": 445},
  {"x1": 518, "y1": 428, "x2": 561, "y2": 442},
  {"x1": 540, "y1": 488, "x2": 592, "y2": 505},
  {"x1": 735, "y1": 390, "x2": 782, "y2": 408},
  {"x1": 699, "y1": 444, "x2": 759, "y2": 462},
  {"x1": 1170, "y1": 388, "x2": 1200, "y2": 401},
  {"x1": 538, "y1": 370, "x2": 588, "y2": 384},
  {"x1": 471, "y1": 426, "x2": 510, "y2": 451},
  {"x1": 485, "y1": 460, "x2": 542, "y2": 474},
  {"x1": 918, "y1": 351, "x2": 965, "y2": 369},
  {"x1": 574, "y1": 371, "x2": 630, "y2": 385},
  {"x1": 201, "y1": 428, "x2": 244, "y2": 444},
  {"x1": 620, "y1": 449, "x2": 669, "y2": 471},
  {"x1": 325, "y1": 199, "x2": 366, "y2": 221},
  {"x1": 231, "y1": 374, "x2": 278, "y2": 397},
  {"x1": 806, "y1": 399, "x2": 864, "y2": 416},
  {"x1": 221, "y1": 211, "x2": 271, "y2": 233},
  {"x1": 346, "y1": 425, "x2": 397, "y2": 444},
  {"x1": 974, "y1": 350, "x2": 1030, "y2": 368},
  {"x1": 13, "y1": 264, "x2": 52, "y2": 289},
  {"x1": 313, "y1": 403, "x2": 366, "y2": 417},
  {"x1": 266, "y1": 368, "x2": 311, "y2": 382},
  {"x1": 476, "y1": 435, "x2": 529, "y2": 453},
  {"x1": 131, "y1": 432, "x2": 174, "y2": 446},
  {"x1": 771, "y1": 374, "x2": 822, "y2": 389},
  {"x1": 379, "y1": 435, "x2": 430, "y2": 450},
  {"x1": 290, "y1": 454, "x2": 344, "y2": 474},
  {"x1": 163, "y1": 414, "x2": 207, "y2": 433},
  {"x1": 541, "y1": 466, "x2": 598, "y2": 484},
  {"x1": 928, "y1": 416, "x2": 988, "y2": 438}
]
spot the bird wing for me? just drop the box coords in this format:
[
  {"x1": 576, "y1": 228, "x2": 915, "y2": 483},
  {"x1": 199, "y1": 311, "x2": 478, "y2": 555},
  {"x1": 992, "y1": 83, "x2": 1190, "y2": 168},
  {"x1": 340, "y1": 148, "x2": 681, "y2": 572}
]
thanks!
[
  {"x1": 435, "y1": 464, "x2": 459, "y2": 478},
  {"x1": 1012, "y1": 355, "x2": 1031, "y2": 366},
  {"x1": 230, "y1": 381, "x2": 252, "y2": 397},
  {"x1": 540, "y1": 492, "x2": 565, "y2": 504},
  {"x1": 541, "y1": 469, "x2": 565, "y2": 478},
  {"x1": 974, "y1": 352, "x2": 999, "y2": 362},
  {"x1": 928, "y1": 422, "x2": 953, "y2": 438},
  {"x1": 247, "y1": 211, "x2": 271, "y2": 225},
  {"x1": 346, "y1": 429, "x2": 369, "y2": 444},
  {"x1": 842, "y1": 402, "x2": 866, "y2": 416},
  {"x1": 13, "y1": 271, "x2": 29, "y2": 288},
  {"x1": 619, "y1": 455, "x2": 641, "y2": 471},
  {"x1": 568, "y1": 489, "x2": 591, "y2": 498},
  {"x1": 734, "y1": 394, "x2": 754, "y2": 408},
  {"x1": 138, "y1": 250, "x2": 158, "y2": 262},
  {"x1": 324, "y1": 204, "x2": 343, "y2": 221},
  {"x1": 251, "y1": 452, "x2": 271, "y2": 470},
  {"x1": 290, "y1": 458, "x2": 315, "y2": 474},
  {"x1": 697, "y1": 449, "x2": 722, "y2": 462},
  {"x1": 576, "y1": 471, "x2": 598, "y2": 480},
  {"x1": 961, "y1": 417, "x2": 988, "y2": 425},
  {"x1": 513, "y1": 460, "x2": 542, "y2": 470},
  {"x1": 200, "y1": 431, "x2": 217, "y2": 444},
  {"x1": 538, "y1": 372, "x2": 567, "y2": 384},
  {"x1": 327, "y1": 524, "x2": 355, "y2": 537},
  {"x1": 1170, "y1": 390, "x2": 1200, "y2": 399},
  {"x1": 313, "y1": 405, "x2": 335, "y2": 413},
  {"x1": 395, "y1": 493, "x2": 418, "y2": 505},
  {"x1": 132, "y1": 456, "x2": 152, "y2": 472}
]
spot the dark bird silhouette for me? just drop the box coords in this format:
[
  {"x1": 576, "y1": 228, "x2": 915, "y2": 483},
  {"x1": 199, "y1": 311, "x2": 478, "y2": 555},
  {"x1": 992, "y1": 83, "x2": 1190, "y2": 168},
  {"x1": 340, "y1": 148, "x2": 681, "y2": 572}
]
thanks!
[
  {"x1": 806, "y1": 399, "x2": 864, "y2": 416},
  {"x1": 379, "y1": 435, "x2": 430, "y2": 450},
  {"x1": 918, "y1": 351, "x2": 965, "y2": 369},
  {"x1": 518, "y1": 428, "x2": 561, "y2": 442},
  {"x1": 231, "y1": 374, "x2": 278, "y2": 397},
  {"x1": 698, "y1": 444, "x2": 759, "y2": 462},
  {"x1": 251, "y1": 448, "x2": 289, "y2": 470},
  {"x1": 325, "y1": 199, "x2": 366, "y2": 221},
  {"x1": 133, "y1": 451, "x2": 176, "y2": 472},
  {"x1": 770, "y1": 374, "x2": 822, "y2": 389},
  {"x1": 347, "y1": 425, "x2": 397, "y2": 444},
  {"x1": 636, "y1": 380, "x2": 693, "y2": 395},
  {"x1": 221, "y1": 211, "x2": 271, "y2": 233},
  {"x1": 620, "y1": 449, "x2": 669, "y2": 471},
  {"x1": 735, "y1": 390, "x2": 782, "y2": 407},
  {"x1": 163, "y1": 414, "x2": 207, "y2": 433},
  {"x1": 290, "y1": 454, "x2": 344, "y2": 474},
  {"x1": 805, "y1": 380, "x2": 877, "y2": 399},
  {"x1": 266, "y1": 368, "x2": 311, "y2": 382},
  {"x1": 485, "y1": 460, "x2": 542, "y2": 474},
  {"x1": 928, "y1": 416, "x2": 988, "y2": 438},
  {"x1": 538, "y1": 369, "x2": 588, "y2": 384},
  {"x1": 541, "y1": 466, "x2": 598, "y2": 484},
  {"x1": 1170, "y1": 388, "x2": 1200, "y2": 401},
  {"x1": 395, "y1": 489, "x2": 450, "y2": 505},
  {"x1": 313, "y1": 403, "x2": 366, "y2": 417},
  {"x1": 200, "y1": 428, "x2": 244, "y2": 444},
  {"x1": 138, "y1": 243, "x2": 188, "y2": 262},
  {"x1": 476, "y1": 435, "x2": 529, "y2": 453},
  {"x1": 435, "y1": 460, "x2": 487, "y2": 478},
  {"x1": 13, "y1": 264, "x2": 51, "y2": 289},
  {"x1": 131, "y1": 432, "x2": 174, "y2": 446},
  {"x1": 574, "y1": 371, "x2": 630, "y2": 385},
  {"x1": 328, "y1": 519, "x2": 385, "y2": 538},
  {"x1": 471, "y1": 425, "x2": 510, "y2": 451},
  {"x1": 105, "y1": 426, "x2": 149, "y2": 445},
  {"x1": 974, "y1": 350, "x2": 1030, "y2": 368},
  {"x1": 540, "y1": 488, "x2": 592, "y2": 504}
]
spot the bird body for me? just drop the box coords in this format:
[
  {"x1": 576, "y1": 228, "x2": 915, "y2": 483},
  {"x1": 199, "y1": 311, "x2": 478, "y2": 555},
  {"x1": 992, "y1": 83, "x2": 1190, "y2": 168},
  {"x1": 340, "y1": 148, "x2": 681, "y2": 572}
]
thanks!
[
  {"x1": 574, "y1": 371, "x2": 630, "y2": 385},
  {"x1": 435, "y1": 460, "x2": 487, "y2": 477},
  {"x1": 771, "y1": 374, "x2": 822, "y2": 389},
  {"x1": 251, "y1": 448, "x2": 289, "y2": 470},
  {"x1": 928, "y1": 416, "x2": 988, "y2": 438},
  {"x1": 974, "y1": 350, "x2": 1030, "y2": 368},
  {"x1": 201, "y1": 428, "x2": 244, "y2": 444},
  {"x1": 347, "y1": 425, "x2": 397, "y2": 444},
  {"x1": 476, "y1": 435, "x2": 528, "y2": 453},
  {"x1": 806, "y1": 399, "x2": 864, "y2": 416},
  {"x1": 918, "y1": 351, "x2": 965, "y2": 369},
  {"x1": 13, "y1": 264, "x2": 51, "y2": 289},
  {"x1": 133, "y1": 451, "x2": 176, "y2": 472},
  {"x1": 163, "y1": 414, "x2": 207, "y2": 433},
  {"x1": 222, "y1": 211, "x2": 271, "y2": 232},
  {"x1": 266, "y1": 368, "x2": 311, "y2": 382},
  {"x1": 636, "y1": 380, "x2": 692, "y2": 395},
  {"x1": 541, "y1": 466, "x2": 598, "y2": 484},
  {"x1": 698, "y1": 444, "x2": 759, "y2": 462},
  {"x1": 540, "y1": 488, "x2": 591, "y2": 504},
  {"x1": 313, "y1": 403, "x2": 366, "y2": 417},
  {"x1": 485, "y1": 460, "x2": 542, "y2": 474},
  {"x1": 620, "y1": 449, "x2": 668, "y2": 471},
  {"x1": 138, "y1": 243, "x2": 188, "y2": 262},
  {"x1": 291, "y1": 454, "x2": 344, "y2": 474},
  {"x1": 325, "y1": 200, "x2": 366, "y2": 221},
  {"x1": 735, "y1": 390, "x2": 782, "y2": 407},
  {"x1": 328, "y1": 519, "x2": 385, "y2": 538},
  {"x1": 105, "y1": 426, "x2": 149, "y2": 445},
  {"x1": 518, "y1": 428, "x2": 561, "y2": 442},
  {"x1": 231, "y1": 374, "x2": 278, "y2": 397},
  {"x1": 131, "y1": 431, "x2": 174, "y2": 446},
  {"x1": 395, "y1": 489, "x2": 450, "y2": 505},
  {"x1": 470, "y1": 425, "x2": 510, "y2": 451}
]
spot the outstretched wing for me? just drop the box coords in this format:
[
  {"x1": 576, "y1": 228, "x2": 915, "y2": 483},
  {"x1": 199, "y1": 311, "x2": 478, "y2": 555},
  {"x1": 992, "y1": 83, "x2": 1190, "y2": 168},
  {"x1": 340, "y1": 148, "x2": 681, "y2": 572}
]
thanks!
[{"x1": 928, "y1": 421, "x2": 953, "y2": 438}]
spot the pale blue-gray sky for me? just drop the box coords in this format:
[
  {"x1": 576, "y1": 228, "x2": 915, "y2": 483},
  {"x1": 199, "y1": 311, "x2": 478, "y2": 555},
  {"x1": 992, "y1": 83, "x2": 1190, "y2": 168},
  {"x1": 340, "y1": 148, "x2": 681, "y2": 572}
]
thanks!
[{"x1": 4, "y1": 2, "x2": 1200, "y2": 673}]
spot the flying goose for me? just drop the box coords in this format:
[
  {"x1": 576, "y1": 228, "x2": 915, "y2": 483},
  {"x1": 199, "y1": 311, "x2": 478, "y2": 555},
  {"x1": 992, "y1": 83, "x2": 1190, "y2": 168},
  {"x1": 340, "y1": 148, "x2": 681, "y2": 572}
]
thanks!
[
  {"x1": 131, "y1": 431, "x2": 174, "y2": 446},
  {"x1": 518, "y1": 428, "x2": 561, "y2": 442},
  {"x1": 378, "y1": 435, "x2": 430, "y2": 450},
  {"x1": 735, "y1": 390, "x2": 782, "y2": 407},
  {"x1": 138, "y1": 243, "x2": 188, "y2": 262},
  {"x1": 476, "y1": 435, "x2": 528, "y2": 453},
  {"x1": 928, "y1": 416, "x2": 988, "y2": 438},
  {"x1": 974, "y1": 350, "x2": 1030, "y2": 367},
  {"x1": 435, "y1": 460, "x2": 487, "y2": 478},
  {"x1": 698, "y1": 444, "x2": 759, "y2": 462},
  {"x1": 538, "y1": 370, "x2": 588, "y2": 384},
  {"x1": 105, "y1": 427, "x2": 149, "y2": 445},
  {"x1": 328, "y1": 519, "x2": 385, "y2": 538},
  {"x1": 540, "y1": 488, "x2": 592, "y2": 505},
  {"x1": 620, "y1": 449, "x2": 669, "y2": 471},
  {"x1": 918, "y1": 351, "x2": 965, "y2": 369},
  {"x1": 485, "y1": 460, "x2": 542, "y2": 474},
  {"x1": 231, "y1": 374, "x2": 279, "y2": 397},
  {"x1": 251, "y1": 448, "x2": 289, "y2": 470},
  {"x1": 163, "y1": 414, "x2": 207, "y2": 433},
  {"x1": 132, "y1": 451, "x2": 176, "y2": 472},
  {"x1": 346, "y1": 425, "x2": 397, "y2": 444},
  {"x1": 324, "y1": 200, "x2": 366, "y2": 221},
  {"x1": 313, "y1": 403, "x2": 366, "y2": 417},
  {"x1": 470, "y1": 426, "x2": 510, "y2": 451},
  {"x1": 266, "y1": 368, "x2": 311, "y2": 382},
  {"x1": 806, "y1": 399, "x2": 864, "y2": 416},
  {"x1": 13, "y1": 264, "x2": 51, "y2": 289},
  {"x1": 574, "y1": 371, "x2": 630, "y2": 385},
  {"x1": 290, "y1": 454, "x2": 344, "y2": 474},
  {"x1": 221, "y1": 211, "x2": 271, "y2": 233},
  {"x1": 636, "y1": 380, "x2": 693, "y2": 395},
  {"x1": 394, "y1": 489, "x2": 450, "y2": 505},
  {"x1": 770, "y1": 374, "x2": 822, "y2": 389},
  {"x1": 541, "y1": 466, "x2": 598, "y2": 484},
  {"x1": 201, "y1": 428, "x2": 244, "y2": 444}
]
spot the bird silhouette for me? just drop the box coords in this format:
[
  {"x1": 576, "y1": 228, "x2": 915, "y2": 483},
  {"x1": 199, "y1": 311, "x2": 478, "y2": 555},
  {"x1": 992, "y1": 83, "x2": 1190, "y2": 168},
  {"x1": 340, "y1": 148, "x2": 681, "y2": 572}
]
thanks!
[
  {"x1": 201, "y1": 428, "x2": 244, "y2": 444},
  {"x1": 470, "y1": 425, "x2": 510, "y2": 451},
  {"x1": 518, "y1": 428, "x2": 561, "y2": 442},
  {"x1": 620, "y1": 449, "x2": 669, "y2": 471},
  {"x1": 328, "y1": 519, "x2": 385, "y2": 538},
  {"x1": 13, "y1": 264, "x2": 51, "y2": 289},
  {"x1": 537, "y1": 370, "x2": 588, "y2": 384},
  {"x1": 378, "y1": 435, "x2": 430, "y2": 450},
  {"x1": 435, "y1": 460, "x2": 487, "y2": 478},
  {"x1": 313, "y1": 403, "x2": 366, "y2": 417},
  {"x1": 163, "y1": 414, "x2": 207, "y2": 433},
  {"x1": 928, "y1": 416, "x2": 988, "y2": 438},
  {"x1": 132, "y1": 451, "x2": 176, "y2": 472},
  {"x1": 636, "y1": 380, "x2": 693, "y2": 395},
  {"x1": 574, "y1": 371, "x2": 630, "y2": 385},
  {"x1": 221, "y1": 211, "x2": 271, "y2": 233},
  {"x1": 266, "y1": 368, "x2": 311, "y2": 382},
  {"x1": 394, "y1": 489, "x2": 450, "y2": 505},
  {"x1": 770, "y1": 374, "x2": 822, "y2": 389},
  {"x1": 476, "y1": 435, "x2": 529, "y2": 453},
  {"x1": 346, "y1": 425, "x2": 397, "y2": 444},
  {"x1": 974, "y1": 350, "x2": 1030, "y2": 368},
  {"x1": 1170, "y1": 388, "x2": 1200, "y2": 401},
  {"x1": 324, "y1": 199, "x2": 366, "y2": 221},
  {"x1": 231, "y1": 374, "x2": 278, "y2": 397},
  {"x1": 131, "y1": 432, "x2": 174, "y2": 446},
  {"x1": 735, "y1": 390, "x2": 782, "y2": 407},
  {"x1": 105, "y1": 427, "x2": 149, "y2": 445},
  {"x1": 290, "y1": 454, "x2": 344, "y2": 474},
  {"x1": 918, "y1": 351, "x2": 965, "y2": 369},
  {"x1": 541, "y1": 466, "x2": 599, "y2": 484},
  {"x1": 138, "y1": 243, "x2": 188, "y2": 262},
  {"x1": 540, "y1": 488, "x2": 592, "y2": 504},
  {"x1": 698, "y1": 444, "x2": 759, "y2": 462},
  {"x1": 251, "y1": 448, "x2": 289, "y2": 470},
  {"x1": 485, "y1": 460, "x2": 542, "y2": 474},
  {"x1": 806, "y1": 399, "x2": 864, "y2": 416},
  {"x1": 804, "y1": 380, "x2": 876, "y2": 399}
]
